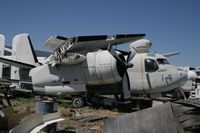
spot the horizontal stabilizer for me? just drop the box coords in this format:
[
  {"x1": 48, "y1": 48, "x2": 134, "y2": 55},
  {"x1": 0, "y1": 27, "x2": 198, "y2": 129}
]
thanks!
[
  {"x1": 0, "y1": 57, "x2": 36, "y2": 68},
  {"x1": 44, "y1": 34, "x2": 145, "y2": 52},
  {"x1": 4, "y1": 46, "x2": 12, "y2": 53}
]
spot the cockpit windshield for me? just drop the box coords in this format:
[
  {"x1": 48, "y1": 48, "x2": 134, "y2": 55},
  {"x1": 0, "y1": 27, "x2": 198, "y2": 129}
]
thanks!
[{"x1": 157, "y1": 58, "x2": 170, "y2": 65}]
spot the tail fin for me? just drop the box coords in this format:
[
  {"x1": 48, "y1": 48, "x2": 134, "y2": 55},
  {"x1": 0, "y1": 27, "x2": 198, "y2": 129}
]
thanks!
[
  {"x1": 0, "y1": 34, "x2": 5, "y2": 78},
  {"x1": 11, "y1": 33, "x2": 38, "y2": 80}
]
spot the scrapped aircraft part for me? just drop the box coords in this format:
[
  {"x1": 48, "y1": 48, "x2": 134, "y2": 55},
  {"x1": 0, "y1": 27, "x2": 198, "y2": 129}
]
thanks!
[
  {"x1": 104, "y1": 102, "x2": 179, "y2": 133},
  {"x1": 10, "y1": 112, "x2": 64, "y2": 133},
  {"x1": 0, "y1": 79, "x2": 13, "y2": 107},
  {"x1": 82, "y1": 50, "x2": 122, "y2": 85},
  {"x1": 172, "y1": 101, "x2": 200, "y2": 131},
  {"x1": 104, "y1": 102, "x2": 200, "y2": 133},
  {"x1": 30, "y1": 118, "x2": 64, "y2": 133},
  {"x1": 10, "y1": 114, "x2": 43, "y2": 133}
]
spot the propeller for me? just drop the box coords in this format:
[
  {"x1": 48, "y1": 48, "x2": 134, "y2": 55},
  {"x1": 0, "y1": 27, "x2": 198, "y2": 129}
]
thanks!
[
  {"x1": 109, "y1": 39, "x2": 152, "y2": 77},
  {"x1": 108, "y1": 44, "x2": 133, "y2": 77},
  {"x1": 108, "y1": 39, "x2": 152, "y2": 106}
]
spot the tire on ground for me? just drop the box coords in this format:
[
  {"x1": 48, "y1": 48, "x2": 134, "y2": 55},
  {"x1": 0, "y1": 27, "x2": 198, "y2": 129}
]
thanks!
[{"x1": 72, "y1": 96, "x2": 85, "y2": 108}]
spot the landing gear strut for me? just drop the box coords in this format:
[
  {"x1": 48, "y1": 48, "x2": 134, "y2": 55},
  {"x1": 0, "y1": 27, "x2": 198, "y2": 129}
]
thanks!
[{"x1": 116, "y1": 73, "x2": 132, "y2": 112}]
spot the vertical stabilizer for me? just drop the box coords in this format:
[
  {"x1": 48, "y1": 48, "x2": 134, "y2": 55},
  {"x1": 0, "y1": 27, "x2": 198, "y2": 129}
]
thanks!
[
  {"x1": 0, "y1": 34, "x2": 5, "y2": 78},
  {"x1": 11, "y1": 33, "x2": 38, "y2": 80}
]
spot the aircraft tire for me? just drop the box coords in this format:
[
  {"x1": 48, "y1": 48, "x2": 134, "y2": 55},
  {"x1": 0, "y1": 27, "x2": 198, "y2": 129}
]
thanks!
[{"x1": 72, "y1": 96, "x2": 85, "y2": 108}]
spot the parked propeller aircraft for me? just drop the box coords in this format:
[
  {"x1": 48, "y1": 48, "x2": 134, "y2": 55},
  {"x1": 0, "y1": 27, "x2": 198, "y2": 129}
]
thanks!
[
  {"x1": 180, "y1": 67, "x2": 200, "y2": 98},
  {"x1": 0, "y1": 33, "x2": 188, "y2": 108}
]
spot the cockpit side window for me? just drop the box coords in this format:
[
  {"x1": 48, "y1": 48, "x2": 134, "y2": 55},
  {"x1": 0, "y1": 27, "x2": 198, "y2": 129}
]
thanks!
[
  {"x1": 145, "y1": 59, "x2": 159, "y2": 72},
  {"x1": 157, "y1": 58, "x2": 170, "y2": 65},
  {"x1": 196, "y1": 71, "x2": 200, "y2": 76}
]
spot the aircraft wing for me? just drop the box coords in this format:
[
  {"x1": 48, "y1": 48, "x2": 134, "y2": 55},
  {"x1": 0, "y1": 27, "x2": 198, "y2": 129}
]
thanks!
[
  {"x1": 0, "y1": 57, "x2": 36, "y2": 69},
  {"x1": 163, "y1": 51, "x2": 180, "y2": 57},
  {"x1": 44, "y1": 34, "x2": 145, "y2": 52}
]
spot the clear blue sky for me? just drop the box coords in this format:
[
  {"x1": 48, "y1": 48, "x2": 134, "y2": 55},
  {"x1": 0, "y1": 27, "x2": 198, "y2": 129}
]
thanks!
[{"x1": 0, "y1": 0, "x2": 200, "y2": 67}]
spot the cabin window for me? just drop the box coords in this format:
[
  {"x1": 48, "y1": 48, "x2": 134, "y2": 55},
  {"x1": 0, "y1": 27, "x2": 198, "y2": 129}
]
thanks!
[
  {"x1": 196, "y1": 71, "x2": 200, "y2": 76},
  {"x1": 145, "y1": 59, "x2": 159, "y2": 72},
  {"x1": 157, "y1": 58, "x2": 170, "y2": 65}
]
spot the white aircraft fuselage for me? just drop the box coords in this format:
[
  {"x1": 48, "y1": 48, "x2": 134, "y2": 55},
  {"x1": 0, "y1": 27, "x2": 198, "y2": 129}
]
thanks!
[
  {"x1": 128, "y1": 53, "x2": 187, "y2": 93},
  {"x1": 29, "y1": 51, "x2": 188, "y2": 95}
]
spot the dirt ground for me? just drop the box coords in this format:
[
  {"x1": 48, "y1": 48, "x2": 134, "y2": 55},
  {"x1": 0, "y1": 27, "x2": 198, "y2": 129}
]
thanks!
[
  {"x1": 2, "y1": 98, "x2": 200, "y2": 133},
  {"x1": 1, "y1": 98, "x2": 121, "y2": 133},
  {"x1": 57, "y1": 107, "x2": 121, "y2": 133}
]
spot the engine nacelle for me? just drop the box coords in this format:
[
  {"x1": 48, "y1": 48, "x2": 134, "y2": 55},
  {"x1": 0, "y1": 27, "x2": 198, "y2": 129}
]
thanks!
[
  {"x1": 30, "y1": 50, "x2": 123, "y2": 86},
  {"x1": 81, "y1": 50, "x2": 122, "y2": 85}
]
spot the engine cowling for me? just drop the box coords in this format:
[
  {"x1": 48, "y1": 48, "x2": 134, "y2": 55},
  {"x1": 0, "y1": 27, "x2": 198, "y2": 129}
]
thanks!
[
  {"x1": 30, "y1": 50, "x2": 124, "y2": 86},
  {"x1": 81, "y1": 50, "x2": 122, "y2": 85}
]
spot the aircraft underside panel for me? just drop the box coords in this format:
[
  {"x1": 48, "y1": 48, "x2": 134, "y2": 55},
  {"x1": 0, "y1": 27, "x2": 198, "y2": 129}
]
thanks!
[{"x1": 33, "y1": 83, "x2": 86, "y2": 96}]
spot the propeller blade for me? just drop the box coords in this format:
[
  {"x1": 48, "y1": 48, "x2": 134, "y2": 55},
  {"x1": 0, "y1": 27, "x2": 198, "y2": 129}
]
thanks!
[
  {"x1": 127, "y1": 47, "x2": 136, "y2": 63},
  {"x1": 108, "y1": 44, "x2": 133, "y2": 73},
  {"x1": 115, "y1": 49, "x2": 129, "y2": 55}
]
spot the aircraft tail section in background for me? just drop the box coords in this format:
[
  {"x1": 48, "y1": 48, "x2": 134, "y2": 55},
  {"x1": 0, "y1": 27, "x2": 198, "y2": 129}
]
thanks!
[
  {"x1": 11, "y1": 33, "x2": 38, "y2": 80},
  {"x1": 12, "y1": 33, "x2": 38, "y2": 65},
  {"x1": 0, "y1": 34, "x2": 5, "y2": 78}
]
